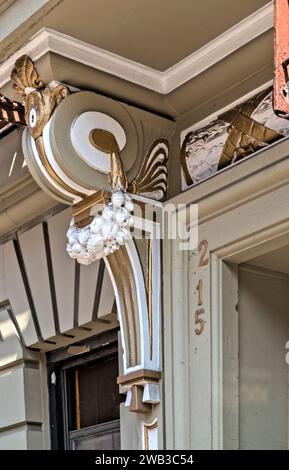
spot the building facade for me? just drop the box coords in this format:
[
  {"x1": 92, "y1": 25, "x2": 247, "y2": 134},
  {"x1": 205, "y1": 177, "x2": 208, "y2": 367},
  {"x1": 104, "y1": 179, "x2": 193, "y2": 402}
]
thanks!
[{"x1": 0, "y1": 0, "x2": 288, "y2": 450}]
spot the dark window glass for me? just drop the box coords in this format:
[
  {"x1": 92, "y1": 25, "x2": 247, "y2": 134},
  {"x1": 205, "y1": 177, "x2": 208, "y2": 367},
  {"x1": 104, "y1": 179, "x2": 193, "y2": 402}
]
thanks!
[{"x1": 67, "y1": 353, "x2": 121, "y2": 430}]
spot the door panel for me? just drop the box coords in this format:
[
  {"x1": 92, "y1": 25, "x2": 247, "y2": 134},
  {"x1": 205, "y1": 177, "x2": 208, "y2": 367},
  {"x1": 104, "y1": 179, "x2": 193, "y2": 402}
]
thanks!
[{"x1": 70, "y1": 421, "x2": 120, "y2": 450}]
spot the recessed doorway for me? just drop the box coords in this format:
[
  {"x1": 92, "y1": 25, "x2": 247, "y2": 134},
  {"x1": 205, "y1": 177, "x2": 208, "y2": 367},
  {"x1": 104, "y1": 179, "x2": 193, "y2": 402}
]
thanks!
[{"x1": 223, "y1": 244, "x2": 289, "y2": 449}]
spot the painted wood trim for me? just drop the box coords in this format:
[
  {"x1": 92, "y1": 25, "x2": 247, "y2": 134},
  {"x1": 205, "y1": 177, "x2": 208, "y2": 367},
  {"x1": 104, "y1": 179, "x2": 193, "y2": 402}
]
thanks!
[
  {"x1": 210, "y1": 254, "x2": 223, "y2": 449},
  {"x1": 13, "y1": 237, "x2": 43, "y2": 341},
  {"x1": 91, "y1": 259, "x2": 105, "y2": 321},
  {"x1": 42, "y1": 221, "x2": 60, "y2": 334},
  {"x1": 6, "y1": 304, "x2": 27, "y2": 346},
  {"x1": 73, "y1": 261, "x2": 80, "y2": 328},
  {"x1": 0, "y1": 358, "x2": 39, "y2": 373},
  {"x1": 0, "y1": 420, "x2": 42, "y2": 434},
  {"x1": 117, "y1": 369, "x2": 161, "y2": 386},
  {"x1": 0, "y1": 3, "x2": 273, "y2": 93},
  {"x1": 221, "y1": 262, "x2": 239, "y2": 450}
]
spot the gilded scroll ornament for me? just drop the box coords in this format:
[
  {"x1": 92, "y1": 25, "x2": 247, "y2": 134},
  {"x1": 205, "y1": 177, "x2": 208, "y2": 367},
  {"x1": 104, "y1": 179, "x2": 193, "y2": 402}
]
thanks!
[
  {"x1": 11, "y1": 56, "x2": 169, "y2": 204},
  {"x1": 10, "y1": 55, "x2": 85, "y2": 200},
  {"x1": 11, "y1": 55, "x2": 70, "y2": 139},
  {"x1": 90, "y1": 131, "x2": 169, "y2": 200},
  {"x1": 90, "y1": 129, "x2": 128, "y2": 191},
  {"x1": 10, "y1": 55, "x2": 169, "y2": 264}
]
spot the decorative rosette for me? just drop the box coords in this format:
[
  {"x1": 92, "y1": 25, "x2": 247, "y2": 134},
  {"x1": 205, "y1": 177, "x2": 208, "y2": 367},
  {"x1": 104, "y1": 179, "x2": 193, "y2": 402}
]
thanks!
[{"x1": 66, "y1": 190, "x2": 134, "y2": 264}]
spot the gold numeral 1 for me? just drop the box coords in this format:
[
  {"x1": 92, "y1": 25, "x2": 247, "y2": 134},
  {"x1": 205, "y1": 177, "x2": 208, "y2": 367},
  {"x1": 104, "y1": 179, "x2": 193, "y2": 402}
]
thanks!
[{"x1": 196, "y1": 279, "x2": 203, "y2": 306}]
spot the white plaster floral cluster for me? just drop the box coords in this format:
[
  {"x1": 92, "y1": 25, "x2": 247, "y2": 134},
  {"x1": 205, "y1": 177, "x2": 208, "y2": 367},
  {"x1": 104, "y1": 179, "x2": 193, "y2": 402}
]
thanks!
[{"x1": 66, "y1": 190, "x2": 134, "y2": 264}]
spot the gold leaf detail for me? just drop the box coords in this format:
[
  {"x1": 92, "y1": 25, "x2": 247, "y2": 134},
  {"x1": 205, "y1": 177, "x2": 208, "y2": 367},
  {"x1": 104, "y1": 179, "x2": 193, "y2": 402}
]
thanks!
[
  {"x1": 11, "y1": 55, "x2": 44, "y2": 97},
  {"x1": 128, "y1": 138, "x2": 169, "y2": 200}
]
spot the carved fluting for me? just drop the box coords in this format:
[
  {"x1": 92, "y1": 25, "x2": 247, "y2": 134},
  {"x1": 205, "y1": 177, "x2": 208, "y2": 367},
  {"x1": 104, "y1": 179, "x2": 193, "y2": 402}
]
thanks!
[
  {"x1": 66, "y1": 189, "x2": 134, "y2": 264},
  {"x1": 128, "y1": 139, "x2": 169, "y2": 201}
]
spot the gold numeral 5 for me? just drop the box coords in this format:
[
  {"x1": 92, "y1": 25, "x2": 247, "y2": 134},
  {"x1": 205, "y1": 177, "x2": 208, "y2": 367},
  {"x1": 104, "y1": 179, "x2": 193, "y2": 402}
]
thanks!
[{"x1": 195, "y1": 308, "x2": 205, "y2": 335}]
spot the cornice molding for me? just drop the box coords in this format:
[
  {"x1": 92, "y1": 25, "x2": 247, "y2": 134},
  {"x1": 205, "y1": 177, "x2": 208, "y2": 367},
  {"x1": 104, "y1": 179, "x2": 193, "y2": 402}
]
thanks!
[
  {"x1": 164, "y1": 2, "x2": 273, "y2": 93},
  {"x1": 0, "y1": 27, "x2": 163, "y2": 92},
  {"x1": 0, "y1": 3, "x2": 273, "y2": 93}
]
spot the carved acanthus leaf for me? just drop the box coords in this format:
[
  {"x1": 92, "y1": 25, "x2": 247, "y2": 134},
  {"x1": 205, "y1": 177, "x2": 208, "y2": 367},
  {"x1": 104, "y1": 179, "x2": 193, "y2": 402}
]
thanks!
[
  {"x1": 11, "y1": 55, "x2": 45, "y2": 97},
  {"x1": 11, "y1": 55, "x2": 70, "y2": 139}
]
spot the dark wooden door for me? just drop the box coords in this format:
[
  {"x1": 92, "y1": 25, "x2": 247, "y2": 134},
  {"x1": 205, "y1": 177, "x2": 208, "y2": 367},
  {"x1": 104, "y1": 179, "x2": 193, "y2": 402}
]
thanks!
[{"x1": 47, "y1": 329, "x2": 123, "y2": 450}]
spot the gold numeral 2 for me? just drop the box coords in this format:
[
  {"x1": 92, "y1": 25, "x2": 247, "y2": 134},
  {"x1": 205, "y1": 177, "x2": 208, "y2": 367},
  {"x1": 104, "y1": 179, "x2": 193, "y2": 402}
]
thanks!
[{"x1": 198, "y1": 239, "x2": 209, "y2": 267}]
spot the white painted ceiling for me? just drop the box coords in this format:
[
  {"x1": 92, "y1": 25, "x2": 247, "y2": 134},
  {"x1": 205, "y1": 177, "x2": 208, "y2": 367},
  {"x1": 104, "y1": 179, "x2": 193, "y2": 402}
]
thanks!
[{"x1": 1, "y1": 0, "x2": 271, "y2": 71}]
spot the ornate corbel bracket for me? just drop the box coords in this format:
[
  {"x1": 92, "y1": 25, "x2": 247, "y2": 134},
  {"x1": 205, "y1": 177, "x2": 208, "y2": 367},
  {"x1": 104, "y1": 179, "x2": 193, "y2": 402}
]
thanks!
[
  {"x1": 11, "y1": 55, "x2": 170, "y2": 266},
  {"x1": 11, "y1": 56, "x2": 170, "y2": 207},
  {"x1": 11, "y1": 56, "x2": 164, "y2": 413},
  {"x1": 10, "y1": 56, "x2": 89, "y2": 204}
]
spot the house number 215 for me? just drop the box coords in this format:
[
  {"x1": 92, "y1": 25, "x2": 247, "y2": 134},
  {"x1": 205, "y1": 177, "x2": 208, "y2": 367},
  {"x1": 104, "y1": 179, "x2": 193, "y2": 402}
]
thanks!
[{"x1": 194, "y1": 240, "x2": 208, "y2": 335}]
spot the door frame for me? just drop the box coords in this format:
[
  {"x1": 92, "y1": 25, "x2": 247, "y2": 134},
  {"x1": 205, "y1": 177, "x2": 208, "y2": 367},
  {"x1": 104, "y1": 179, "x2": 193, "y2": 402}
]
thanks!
[
  {"x1": 211, "y1": 228, "x2": 289, "y2": 449},
  {"x1": 46, "y1": 328, "x2": 120, "y2": 449}
]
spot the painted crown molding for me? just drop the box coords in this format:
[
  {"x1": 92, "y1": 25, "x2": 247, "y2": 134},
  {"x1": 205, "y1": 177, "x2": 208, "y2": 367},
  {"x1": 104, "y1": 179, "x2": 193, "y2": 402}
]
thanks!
[
  {"x1": 164, "y1": 2, "x2": 273, "y2": 93},
  {"x1": 0, "y1": 3, "x2": 273, "y2": 94}
]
